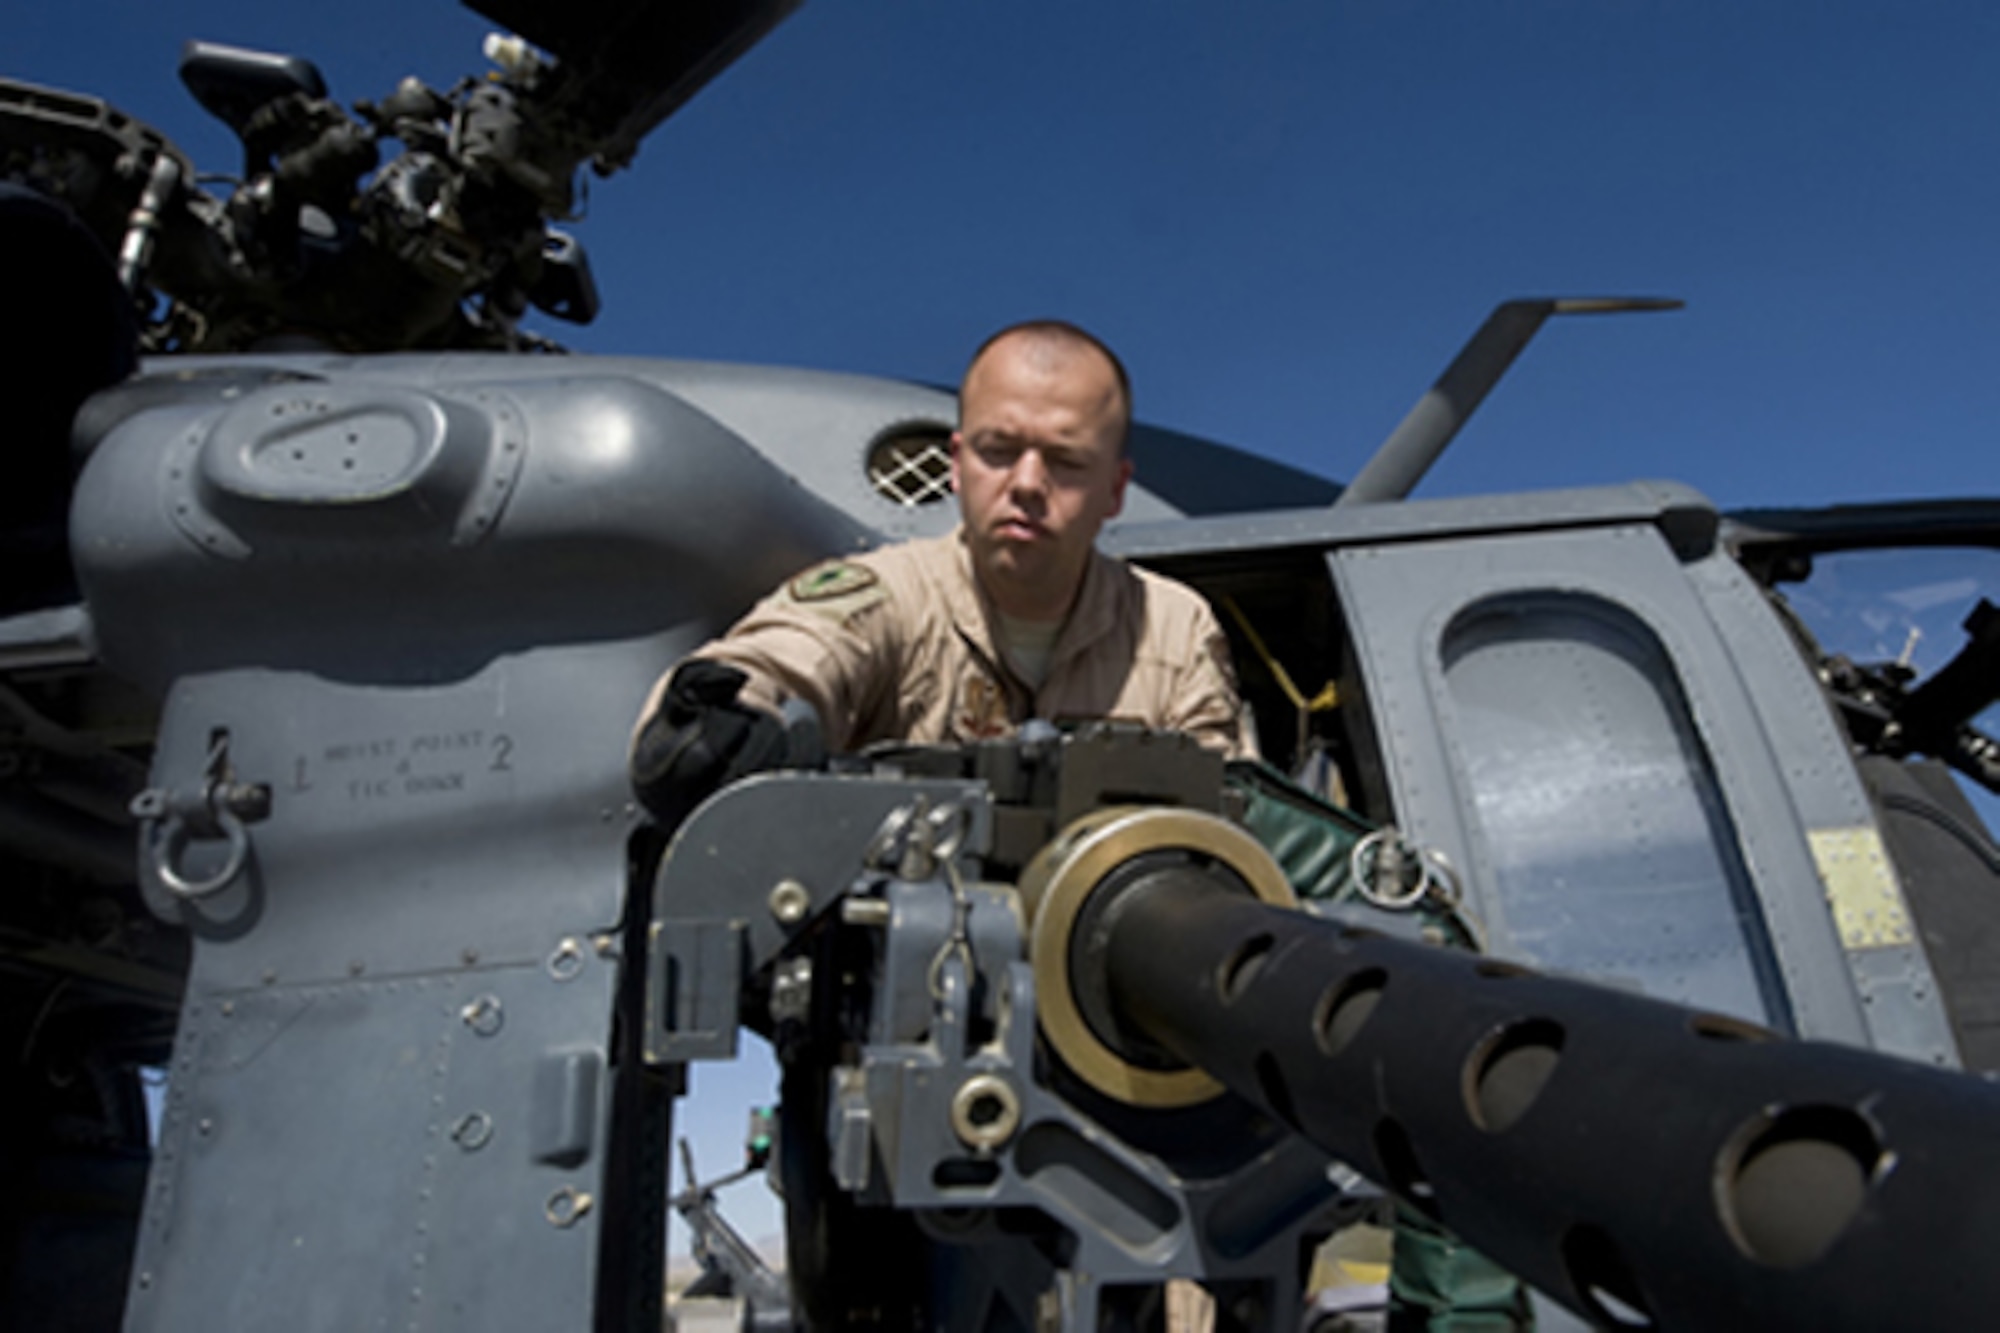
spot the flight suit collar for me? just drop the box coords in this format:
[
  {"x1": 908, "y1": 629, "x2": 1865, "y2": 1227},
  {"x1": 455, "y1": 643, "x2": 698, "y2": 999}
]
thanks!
[
  {"x1": 943, "y1": 526, "x2": 1124, "y2": 697},
  {"x1": 1047, "y1": 545, "x2": 1124, "y2": 676}
]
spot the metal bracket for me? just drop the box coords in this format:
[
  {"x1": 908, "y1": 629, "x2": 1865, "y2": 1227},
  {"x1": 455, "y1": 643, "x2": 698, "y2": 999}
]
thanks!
[{"x1": 643, "y1": 918, "x2": 744, "y2": 1064}]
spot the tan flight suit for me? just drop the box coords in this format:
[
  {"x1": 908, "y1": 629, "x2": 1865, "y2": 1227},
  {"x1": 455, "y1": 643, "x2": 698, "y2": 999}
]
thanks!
[{"x1": 645, "y1": 528, "x2": 1255, "y2": 759}]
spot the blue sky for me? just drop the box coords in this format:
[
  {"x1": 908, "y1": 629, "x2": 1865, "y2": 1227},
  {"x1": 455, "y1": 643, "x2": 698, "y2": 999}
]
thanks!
[{"x1": 19, "y1": 0, "x2": 2000, "y2": 1259}]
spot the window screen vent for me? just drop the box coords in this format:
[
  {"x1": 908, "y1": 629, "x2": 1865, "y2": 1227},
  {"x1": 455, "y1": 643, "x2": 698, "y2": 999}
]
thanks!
[{"x1": 866, "y1": 424, "x2": 953, "y2": 506}]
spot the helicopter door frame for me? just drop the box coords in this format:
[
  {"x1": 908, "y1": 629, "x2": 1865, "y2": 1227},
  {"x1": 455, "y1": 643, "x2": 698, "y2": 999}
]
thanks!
[{"x1": 1329, "y1": 519, "x2": 1961, "y2": 1066}]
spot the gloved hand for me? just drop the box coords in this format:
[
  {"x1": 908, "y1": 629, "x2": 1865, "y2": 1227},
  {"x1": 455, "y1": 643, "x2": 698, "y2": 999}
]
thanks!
[{"x1": 631, "y1": 660, "x2": 791, "y2": 825}]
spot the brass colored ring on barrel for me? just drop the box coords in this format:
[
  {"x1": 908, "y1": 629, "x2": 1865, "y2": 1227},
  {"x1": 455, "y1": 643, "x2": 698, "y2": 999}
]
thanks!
[{"x1": 1027, "y1": 805, "x2": 1295, "y2": 1109}]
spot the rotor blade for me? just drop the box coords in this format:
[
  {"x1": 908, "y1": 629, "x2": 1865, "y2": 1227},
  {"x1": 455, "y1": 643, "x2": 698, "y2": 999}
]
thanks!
[{"x1": 460, "y1": 0, "x2": 802, "y2": 170}]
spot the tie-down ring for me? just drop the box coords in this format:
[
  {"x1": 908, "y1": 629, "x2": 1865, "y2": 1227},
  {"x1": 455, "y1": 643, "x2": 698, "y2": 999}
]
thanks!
[{"x1": 138, "y1": 804, "x2": 252, "y2": 900}]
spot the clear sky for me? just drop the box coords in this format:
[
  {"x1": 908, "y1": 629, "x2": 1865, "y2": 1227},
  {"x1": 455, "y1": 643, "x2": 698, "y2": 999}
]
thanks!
[{"x1": 18, "y1": 0, "x2": 2000, "y2": 1264}]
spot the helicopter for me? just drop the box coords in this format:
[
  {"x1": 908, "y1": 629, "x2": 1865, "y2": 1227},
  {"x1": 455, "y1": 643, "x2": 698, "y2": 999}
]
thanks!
[{"x1": 3, "y1": 3, "x2": 1999, "y2": 1330}]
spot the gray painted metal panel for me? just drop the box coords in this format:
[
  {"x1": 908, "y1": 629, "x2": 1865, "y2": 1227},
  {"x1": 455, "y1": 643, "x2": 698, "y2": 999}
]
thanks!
[
  {"x1": 133, "y1": 643, "x2": 673, "y2": 981},
  {"x1": 69, "y1": 359, "x2": 877, "y2": 1329},
  {"x1": 1330, "y1": 524, "x2": 1874, "y2": 1044},
  {"x1": 130, "y1": 963, "x2": 614, "y2": 1332},
  {"x1": 122, "y1": 638, "x2": 666, "y2": 1330},
  {"x1": 74, "y1": 372, "x2": 876, "y2": 691},
  {"x1": 0, "y1": 602, "x2": 93, "y2": 670},
  {"x1": 1680, "y1": 549, "x2": 1961, "y2": 1065},
  {"x1": 1106, "y1": 479, "x2": 1720, "y2": 565}
]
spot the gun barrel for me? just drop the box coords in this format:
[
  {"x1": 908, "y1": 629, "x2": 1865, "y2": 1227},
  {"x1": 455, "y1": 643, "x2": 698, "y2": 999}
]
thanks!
[{"x1": 1082, "y1": 868, "x2": 2000, "y2": 1330}]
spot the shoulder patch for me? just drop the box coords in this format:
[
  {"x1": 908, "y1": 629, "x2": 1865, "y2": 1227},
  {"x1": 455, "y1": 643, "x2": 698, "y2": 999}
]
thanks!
[{"x1": 790, "y1": 561, "x2": 880, "y2": 603}]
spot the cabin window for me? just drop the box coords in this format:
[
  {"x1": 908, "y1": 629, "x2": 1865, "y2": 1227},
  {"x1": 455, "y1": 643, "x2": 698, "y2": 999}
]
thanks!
[
  {"x1": 1775, "y1": 546, "x2": 2000, "y2": 833},
  {"x1": 1439, "y1": 592, "x2": 1788, "y2": 1027}
]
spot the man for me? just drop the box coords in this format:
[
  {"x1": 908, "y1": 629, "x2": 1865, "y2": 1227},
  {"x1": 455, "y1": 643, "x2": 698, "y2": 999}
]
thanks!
[{"x1": 631, "y1": 320, "x2": 1253, "y2": 822}]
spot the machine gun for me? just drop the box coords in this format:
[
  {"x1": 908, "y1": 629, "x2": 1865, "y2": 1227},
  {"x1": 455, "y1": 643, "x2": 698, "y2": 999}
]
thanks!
[{"x1": 650, "y1": 727, "x2": 2000, "y2": 1331}]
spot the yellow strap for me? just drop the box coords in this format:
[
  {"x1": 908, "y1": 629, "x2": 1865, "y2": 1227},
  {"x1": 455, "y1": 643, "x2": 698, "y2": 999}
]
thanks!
[{"x1": 1221, "y1": 596, "x2": 1339, "y2": 714}]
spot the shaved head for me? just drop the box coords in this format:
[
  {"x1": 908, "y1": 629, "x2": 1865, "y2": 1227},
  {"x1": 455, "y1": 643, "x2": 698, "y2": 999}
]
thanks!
[{"x1": 961, "y1": 320, "x2": 1131, "y2": 455}]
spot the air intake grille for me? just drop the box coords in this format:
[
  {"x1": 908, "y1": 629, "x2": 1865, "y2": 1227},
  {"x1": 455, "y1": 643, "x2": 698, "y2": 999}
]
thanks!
[{"x1": 866, "y1": 425, "x2": 953, "y2": 506}]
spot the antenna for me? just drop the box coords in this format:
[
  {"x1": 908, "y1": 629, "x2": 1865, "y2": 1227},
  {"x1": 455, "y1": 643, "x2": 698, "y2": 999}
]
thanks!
[{"x1": 1335, "y1": 296, "x2": 1682, "y2": 506}]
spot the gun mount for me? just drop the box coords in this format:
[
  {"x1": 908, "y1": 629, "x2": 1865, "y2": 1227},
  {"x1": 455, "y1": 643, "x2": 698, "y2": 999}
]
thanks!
[
  {"x1": 651, "y1": 728, "x2": 1361, "y2": 1331},
  {"x1": 649, "y1": 728, "x2": 2000, "y2": 1331}
]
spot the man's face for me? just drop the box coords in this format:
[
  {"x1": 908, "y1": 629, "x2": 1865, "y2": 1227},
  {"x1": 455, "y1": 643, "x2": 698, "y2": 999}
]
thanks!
[{"x1": 950, "y1": 335, "x2": 1133, "y2": 621}]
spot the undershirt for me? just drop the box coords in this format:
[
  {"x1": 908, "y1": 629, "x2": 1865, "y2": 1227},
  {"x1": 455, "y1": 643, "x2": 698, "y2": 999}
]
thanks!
[{"x1": 996, "y1": 612, "x2": 1063, "y2": 691}]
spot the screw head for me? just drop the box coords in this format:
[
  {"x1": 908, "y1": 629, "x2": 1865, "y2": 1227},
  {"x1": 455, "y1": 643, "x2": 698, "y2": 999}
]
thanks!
[
  {"x1": 768, "y1": 878, "x2": 812, "y2": 926},
  {"x1": 544, "y1": 1186, "x2": 593, "y2": 1228},
  {"x1": 451, "y1": 1111, "x2": 494, "y2": 1151},
  {"x1": 547, "y1": 938, "x2": 585, "y2": 981},
  {"x1": 460, "y1": 994, "x2": 504, "y2": 1036}
]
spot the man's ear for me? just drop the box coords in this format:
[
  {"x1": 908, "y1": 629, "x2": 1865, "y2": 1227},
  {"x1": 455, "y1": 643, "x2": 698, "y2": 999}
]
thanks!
[
  {"x1": 1106, "y1": 456, "x2": 1134, "y2": 518},
  {"x1": 948, "y1": 430, "x2": 964, "y2": 493}
]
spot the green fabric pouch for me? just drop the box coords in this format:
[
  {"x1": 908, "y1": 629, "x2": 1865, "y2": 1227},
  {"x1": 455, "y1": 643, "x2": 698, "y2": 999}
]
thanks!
[
  {"x1": 1388, "y1": 1205, "x2": 1534, "y2": 1332},
  {"x1": 1226, "y1": 758, "x2": 1375, "y2": 901}
]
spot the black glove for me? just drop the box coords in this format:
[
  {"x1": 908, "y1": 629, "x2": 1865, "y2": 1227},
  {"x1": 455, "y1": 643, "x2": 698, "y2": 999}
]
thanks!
[{"x1": 631, "y1": 661, "x2": 791, "y2": 826}]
